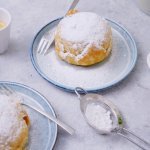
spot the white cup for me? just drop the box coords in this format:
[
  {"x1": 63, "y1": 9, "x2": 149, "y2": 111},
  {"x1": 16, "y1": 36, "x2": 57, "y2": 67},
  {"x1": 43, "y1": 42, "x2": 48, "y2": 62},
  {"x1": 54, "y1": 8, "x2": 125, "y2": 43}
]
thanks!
[
  {"x1": 0, "y1": 8, "x2": 11, "y2": 54},
  {"x1": 136, "y1": 0, "x2": 150, "y2": 15}
]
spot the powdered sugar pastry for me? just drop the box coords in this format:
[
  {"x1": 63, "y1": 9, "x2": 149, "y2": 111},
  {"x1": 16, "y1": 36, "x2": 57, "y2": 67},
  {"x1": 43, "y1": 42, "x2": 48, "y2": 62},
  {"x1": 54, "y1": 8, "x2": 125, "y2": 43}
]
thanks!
[
  {"x1": 59, "y1": 12, "x2": 110, "y2": 47},
  {"x1": 56, "y1": 12, "x2": 111, "y2": 62},
  {"x1": 0, "y1": 95, "x2": 25, "y2": 149}
]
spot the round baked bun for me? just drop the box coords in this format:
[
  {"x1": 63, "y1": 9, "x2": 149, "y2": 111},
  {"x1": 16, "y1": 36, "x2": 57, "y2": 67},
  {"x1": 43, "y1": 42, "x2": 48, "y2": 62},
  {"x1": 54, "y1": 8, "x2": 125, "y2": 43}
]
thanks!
[
  {"x1": 55, "y1": 12, "x2": 112, "y2": 66},
  {"x1": 0, "y1": 95, "x2": 30, "y2": 150}
]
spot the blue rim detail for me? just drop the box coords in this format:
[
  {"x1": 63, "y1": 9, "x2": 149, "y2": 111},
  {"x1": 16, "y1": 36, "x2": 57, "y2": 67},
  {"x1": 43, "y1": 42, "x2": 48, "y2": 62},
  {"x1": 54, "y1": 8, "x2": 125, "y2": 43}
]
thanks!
[
  {"x1": 30, "y1": 18, "x2": 137, "y2": 93},
  {"x1": 0, "y1": 81, "x2": 57, "y2": 150}
]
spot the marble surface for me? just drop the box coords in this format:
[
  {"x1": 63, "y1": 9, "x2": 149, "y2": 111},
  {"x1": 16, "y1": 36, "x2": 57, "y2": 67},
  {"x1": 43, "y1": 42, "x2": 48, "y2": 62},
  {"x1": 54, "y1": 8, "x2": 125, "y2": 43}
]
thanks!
[{"x1": 0, "y1": 0, "x2": 150, "y2": 150}]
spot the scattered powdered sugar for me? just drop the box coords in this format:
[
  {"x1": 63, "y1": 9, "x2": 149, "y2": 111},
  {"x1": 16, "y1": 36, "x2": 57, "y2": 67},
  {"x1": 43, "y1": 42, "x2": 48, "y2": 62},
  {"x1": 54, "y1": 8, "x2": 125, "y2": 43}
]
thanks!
[
  {"x1": 59, "y1": 12, "x2": 109, "y2": 47},
  {"x1": 85, "y1": 103, "x2": 113, "y2": 132},
  {"x1": 0, "y1": 95, "x2": 25, "y2": 149},
  {"x1": 36, "y1": 28, "x2": 130, "y2": 89}
]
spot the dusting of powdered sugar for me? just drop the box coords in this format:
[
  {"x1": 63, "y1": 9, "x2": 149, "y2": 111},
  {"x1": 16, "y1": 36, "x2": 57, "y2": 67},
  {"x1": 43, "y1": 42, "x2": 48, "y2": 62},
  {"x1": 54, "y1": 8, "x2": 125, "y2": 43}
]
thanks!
[
  {"x1": 58, "y1": 42, "x2": 92, "y2": 62},
  {"x1": 0, "y1": 95, "x2": 25, "y2": 149},
  {"x1": 36, "y1": 28, "x2": 130, "y2": 90},
  {"x1": 56, "y1": 12, "x2": 111, "y2": 61},
  {"x1": 58, "y1": 12, "x2": 110, "y2": 47}
]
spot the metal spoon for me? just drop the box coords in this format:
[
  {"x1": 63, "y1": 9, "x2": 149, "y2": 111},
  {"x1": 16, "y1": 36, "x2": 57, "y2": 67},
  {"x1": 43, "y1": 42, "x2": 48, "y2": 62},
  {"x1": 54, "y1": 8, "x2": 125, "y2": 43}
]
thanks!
[
  {"x1": 0, "y1": 85, "x2": 75, "y2": 135},
  {"x1": 75, "y1": 87, "x2": 150, "y2": 150}
]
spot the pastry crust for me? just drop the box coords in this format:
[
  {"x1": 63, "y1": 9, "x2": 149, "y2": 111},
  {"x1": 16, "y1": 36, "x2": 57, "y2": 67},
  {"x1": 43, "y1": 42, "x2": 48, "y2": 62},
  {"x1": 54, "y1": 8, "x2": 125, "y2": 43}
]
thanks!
[
  {"x1": 0, "y1": 95, "x2": 30, "y2": 150},
  {"x1": 55, "y1": 12, "x2": 112, "y2": 66}
]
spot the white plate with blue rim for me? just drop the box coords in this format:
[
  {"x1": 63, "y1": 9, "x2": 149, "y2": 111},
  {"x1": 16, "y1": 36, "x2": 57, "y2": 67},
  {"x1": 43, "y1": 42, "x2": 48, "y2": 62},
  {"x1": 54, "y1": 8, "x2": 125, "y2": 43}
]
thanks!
[
  {"x1": 30, "y1": 18, "x2": 137, "y2": 93},
  {"x1": 0, "y1": 81, "x2": 57, "y2": 150}
]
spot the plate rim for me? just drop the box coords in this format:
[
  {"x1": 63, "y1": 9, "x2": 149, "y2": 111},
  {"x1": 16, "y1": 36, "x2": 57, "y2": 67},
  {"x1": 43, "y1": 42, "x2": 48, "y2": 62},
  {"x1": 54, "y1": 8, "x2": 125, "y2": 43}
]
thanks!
[
  {"x1": 0, "y1": 81, "x2": 58, "y2": 150},
  {"x1": 30, "y1": 18, "x2": 137, "y2": 93}
]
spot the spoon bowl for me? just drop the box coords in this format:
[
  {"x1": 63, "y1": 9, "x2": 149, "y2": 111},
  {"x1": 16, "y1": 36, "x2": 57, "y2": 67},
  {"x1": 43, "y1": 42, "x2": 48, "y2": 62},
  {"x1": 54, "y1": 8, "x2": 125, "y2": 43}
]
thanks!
[
  {"x1": 80, "y1": 93, "x2": 122, "y2": 134},
  {"x1": 75, "y1": 87, "x2": 150, "y2": 150}
]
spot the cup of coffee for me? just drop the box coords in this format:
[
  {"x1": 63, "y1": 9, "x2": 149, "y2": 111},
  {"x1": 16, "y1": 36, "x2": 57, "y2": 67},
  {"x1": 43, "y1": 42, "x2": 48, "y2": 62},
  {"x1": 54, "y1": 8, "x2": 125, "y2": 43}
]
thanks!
[
  {"x1": 136, "y1": 0, "x2": 150, "y2": 15},
  {"x1": 0, "y1": 8, "x2": 11, "y2": 54}
]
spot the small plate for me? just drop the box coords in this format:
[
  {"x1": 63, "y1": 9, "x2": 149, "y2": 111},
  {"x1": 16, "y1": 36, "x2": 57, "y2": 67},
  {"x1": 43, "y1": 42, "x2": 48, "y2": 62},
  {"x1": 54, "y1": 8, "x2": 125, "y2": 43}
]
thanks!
[
  {"x1": 0, "y1": 81, "x2": 57, "y2": 150},
  {"x1": 30, "y1": 18, "x2": 137, "y2": 92}
]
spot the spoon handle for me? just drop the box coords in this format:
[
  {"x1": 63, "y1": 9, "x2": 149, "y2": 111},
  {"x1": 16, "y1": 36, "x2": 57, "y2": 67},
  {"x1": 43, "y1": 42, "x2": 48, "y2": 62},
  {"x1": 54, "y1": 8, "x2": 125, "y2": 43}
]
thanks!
[
  {"x1": 117, "y1": 128, "x2": 150, "y2": 150},
  {"x1": 117, "y1": 132, "x2": 147, "y2": 150},
  {"x1": 122, "y1": 128, "x2": 150, "y2": 146},
  {"x1": 22, "y1": 102, "x2": 75, "y2": 135}
]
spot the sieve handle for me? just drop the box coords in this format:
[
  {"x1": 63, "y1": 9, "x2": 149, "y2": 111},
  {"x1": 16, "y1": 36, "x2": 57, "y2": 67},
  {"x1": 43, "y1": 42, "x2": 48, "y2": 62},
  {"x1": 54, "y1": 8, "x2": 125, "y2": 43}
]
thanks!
[
  {"x1": 122, "y1": 128, "x2": 150, "y2": 146},
  {"x1": 117, "y1": 128, "x2": 150, "y2": 150}
]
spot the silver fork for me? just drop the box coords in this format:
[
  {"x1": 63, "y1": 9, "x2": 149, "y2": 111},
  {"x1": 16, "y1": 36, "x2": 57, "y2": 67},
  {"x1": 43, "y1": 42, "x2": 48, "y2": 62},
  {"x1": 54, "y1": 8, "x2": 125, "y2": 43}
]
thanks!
[
  {"x1": 37, "y1": 0, "x2": 80, "y2": 55},
  {"x1": 0, "y1": 85, "x2": 75, "y2": 135},
  {"x1": 37, "y1": 28, "x2": 56, "y2": 55}
]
